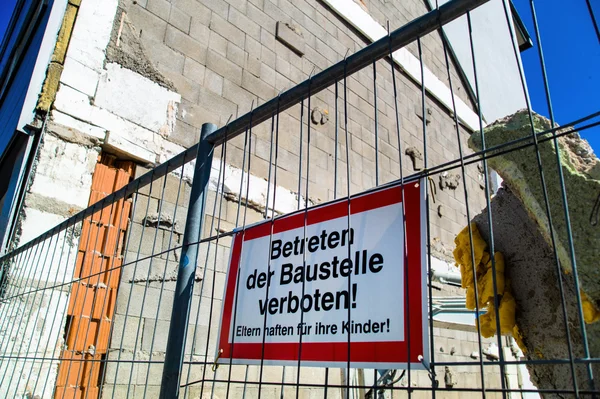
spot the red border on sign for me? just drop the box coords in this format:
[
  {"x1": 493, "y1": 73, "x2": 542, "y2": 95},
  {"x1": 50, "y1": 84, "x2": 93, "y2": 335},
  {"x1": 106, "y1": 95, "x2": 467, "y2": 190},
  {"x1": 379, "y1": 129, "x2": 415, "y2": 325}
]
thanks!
[{"x1": 217, "y1": 182, "x2": 425, "y2": 365}]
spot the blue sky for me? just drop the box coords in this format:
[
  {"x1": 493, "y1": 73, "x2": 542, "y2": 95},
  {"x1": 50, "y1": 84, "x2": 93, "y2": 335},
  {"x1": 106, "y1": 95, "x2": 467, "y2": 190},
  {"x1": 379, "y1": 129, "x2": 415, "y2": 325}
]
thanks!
[
  {"x1": 511, "y1": 0, "x2": 599, "y2": 151},
  {"x1": 0, "y1": 0, "x2": 17, "y2": 47},
  {"x1": 0, "y1": 0, "x2": 598, "y2": 151}
]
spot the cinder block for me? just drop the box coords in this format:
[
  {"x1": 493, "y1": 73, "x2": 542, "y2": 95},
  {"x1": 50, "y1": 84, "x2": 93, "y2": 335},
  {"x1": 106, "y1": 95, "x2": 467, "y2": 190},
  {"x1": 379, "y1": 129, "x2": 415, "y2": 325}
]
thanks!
[
  {"x1": 245, "y1": 35, "x2": 261, "y2": 58},
  {"x1": 144, "y1": 39, "x2": 186, "y2": 74},
  {"x1": 183, "y1": 57, "x2": 206, "y2": 83},
  {"x1": 116, "y1": 282, "x2": 141, "y2": 316},
  {"x1": 147, "y1": 0, "x2": 171, "y2": 21},
  {"x1": 172, "y1": 0, "x2": 211, "y2": 26},
  {"x1": 141, "y1": 318, "x2": 169, "y2": 352},
  {"x1": 127, "y1": 223, "x2": 164, "y2": 256},
  {"x1": 208, "y1": 30, "x2": 228, "y2": 56},
  {"x1": 160, "y1": 68, "x2": 201, "y2": 102},
  {"x1": 136, "y1": 352, "x2": 165, "y2": 387},
  {"x1": 109, "y1": 314, "x2": 143, "y2": 350},
  {"x1": 202, "y1": 0, "x2": 229, "y2": 19},
  {"x1": 103, "y1": 350, "x2": 138, "y2": 385},
  {"x1": 226, "y1": 42, "x2": 246, "y2": 68},
  {"x1": 165, "y1": 25, "x2": 207, "y2": 64},
  {"x1": 225, "y1": 0, "x2": 248, "y2": 13},
  {"x1": 228, "y1": 7, "x2": 260, "y2": 40},
  {"x1": 247, "y1": 3, "x2": 276, "y2": 34},
  {"x1": 169, "y1": 5, "x2": 191, "y2": 33},
  {"x1": 275, "y1": 21, "x2": 305, "y2": 56},
  {"x1": 241, "y1": 70, "x2": 276, "y2": 100},
  {"x1": 169, "y1": 120, "x2": 200, "y2": 148},
  {"x1": 100, "y1": 384, "x2": 131, "y2": 399},
  {"x1": 189, "y1": 18, "x2": 210, "y2": 44},
  {"x1": 122, "y1": 251, "x2": 153, "y2": 282},
  {"x1": 209, "y1": 13, "x2": 246, "y2": 49},
  {"x1": 204, "y1": 68, "x2": 224, "y2": 95},
  {"x1": 135, "y1": 385, "x2": 160, "y2": 398},
  {"x1": 206, "y1": 49, "x2": 243, "y2": 86},
  {"x1": 259, "y1": 62, "x2": 276, "y2": 86},
  {"x1": 261, "y1": 44, "x2": 276, "y2": 69}
]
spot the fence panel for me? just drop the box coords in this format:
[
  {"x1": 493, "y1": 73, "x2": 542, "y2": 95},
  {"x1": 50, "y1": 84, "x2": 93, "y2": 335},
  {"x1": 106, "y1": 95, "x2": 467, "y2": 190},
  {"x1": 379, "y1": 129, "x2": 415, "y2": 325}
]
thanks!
[{"x1": 1, "y1": 0, "x2": 599, "y2": 398}]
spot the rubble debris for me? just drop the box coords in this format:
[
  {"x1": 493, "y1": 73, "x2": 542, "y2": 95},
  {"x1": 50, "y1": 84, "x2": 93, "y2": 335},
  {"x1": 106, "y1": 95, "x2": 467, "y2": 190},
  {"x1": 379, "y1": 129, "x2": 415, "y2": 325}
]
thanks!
[
  {"x1": 142, "y1": 213, "x2": 181, "y2": 233},
  {"x1": 439, "y1": 172, "x2": 461, "y2": 190},
  {"x1": 444, "y1": 366, "x2": 456, "y2": 388},
  {"x1": 405, "y1": 146, "x2": 423, "y2": 171},
  {"x1": 468, "y1": 110, "x2": 600, "y2": 307}
]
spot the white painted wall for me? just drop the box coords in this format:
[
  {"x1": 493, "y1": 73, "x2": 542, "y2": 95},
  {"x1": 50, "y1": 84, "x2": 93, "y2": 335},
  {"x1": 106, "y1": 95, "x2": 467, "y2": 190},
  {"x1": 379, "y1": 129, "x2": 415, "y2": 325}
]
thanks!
[
  {"x1": 429, "y1": 0, "x2": 528, "y2": 123},
  {"x1": 322, "y1": 0, "x2": 485, "y2": 131}
]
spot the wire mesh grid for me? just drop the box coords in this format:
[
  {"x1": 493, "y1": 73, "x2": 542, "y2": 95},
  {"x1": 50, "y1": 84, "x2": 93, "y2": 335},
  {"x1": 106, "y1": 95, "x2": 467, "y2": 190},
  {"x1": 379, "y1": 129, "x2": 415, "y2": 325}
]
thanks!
[{"x1": 0, "y1": 0, "x2": 599, "y2": 398}]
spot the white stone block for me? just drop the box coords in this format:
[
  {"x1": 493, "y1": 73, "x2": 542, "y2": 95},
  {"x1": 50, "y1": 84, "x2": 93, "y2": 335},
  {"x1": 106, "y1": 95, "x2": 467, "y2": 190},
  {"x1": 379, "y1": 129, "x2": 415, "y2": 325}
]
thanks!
[
  {"x1": 67, "y1": 0, "x2": 118, "y2": 71},
  {"x1": 28, "y1": 134, "x2": 98, "y2": 210},
  {"x1": 54, "y1": 83, "x2": 94, "y2": 123},
  {"x1": 52, "y1": 110, "x2": 106, "y2": 140},
  {"x1": 95, "y1": 63, "x2": 181, "y2": 134},
  {"x1": 60, "y1": 56, "x2": 100, "y2": 97},
  {"x1": 104, "y1": 130, "x2": 156, "y2": 163}
]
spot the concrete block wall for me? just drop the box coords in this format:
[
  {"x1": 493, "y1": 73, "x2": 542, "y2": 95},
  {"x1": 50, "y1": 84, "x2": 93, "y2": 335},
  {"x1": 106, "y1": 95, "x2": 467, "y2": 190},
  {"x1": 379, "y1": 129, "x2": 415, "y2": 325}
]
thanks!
[{"x1": 120, "y1": 0, "x2": 488, "y2": 261}]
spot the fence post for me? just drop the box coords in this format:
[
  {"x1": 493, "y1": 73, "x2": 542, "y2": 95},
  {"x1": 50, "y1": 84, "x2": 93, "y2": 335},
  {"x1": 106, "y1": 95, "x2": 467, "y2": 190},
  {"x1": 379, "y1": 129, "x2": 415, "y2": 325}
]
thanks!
[{"x1": 160, "y1": 122, "x2": 217, "y2": 399}]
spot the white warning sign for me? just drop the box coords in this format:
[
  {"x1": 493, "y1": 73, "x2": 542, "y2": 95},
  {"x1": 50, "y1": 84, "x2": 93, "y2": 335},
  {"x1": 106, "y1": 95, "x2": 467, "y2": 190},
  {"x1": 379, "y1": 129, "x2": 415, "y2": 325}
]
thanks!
[{"x1": 217, "y1": 181, "x2": 428, "y2": 369}]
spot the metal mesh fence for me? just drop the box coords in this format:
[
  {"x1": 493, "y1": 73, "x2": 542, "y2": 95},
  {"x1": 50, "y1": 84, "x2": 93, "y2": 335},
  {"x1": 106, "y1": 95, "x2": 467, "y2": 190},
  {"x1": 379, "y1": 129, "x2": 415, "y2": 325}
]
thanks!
[{"x1": 1, "y1": 0, "x2": 599, "y2": 398}]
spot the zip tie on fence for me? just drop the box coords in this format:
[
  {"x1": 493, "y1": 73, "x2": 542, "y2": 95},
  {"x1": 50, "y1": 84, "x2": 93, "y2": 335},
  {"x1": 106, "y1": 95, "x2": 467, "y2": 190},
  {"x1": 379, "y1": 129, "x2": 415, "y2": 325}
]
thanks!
[
  {"x1": 212, "y1": 349, "x2": 224, "y2": 372},
  {"x1": 428, "y1": 176, "x2": 437, "y2": 204},
  {"x1": 418, "y1": 355, "x2": 439, "y2": 388}
]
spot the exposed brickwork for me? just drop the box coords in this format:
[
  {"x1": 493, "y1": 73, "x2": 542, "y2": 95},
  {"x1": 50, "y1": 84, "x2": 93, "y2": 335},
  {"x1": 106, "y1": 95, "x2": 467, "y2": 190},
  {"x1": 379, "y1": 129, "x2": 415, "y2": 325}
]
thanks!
[{"x1": 55, "y1": 154, "x2": 133, "y2": 399}]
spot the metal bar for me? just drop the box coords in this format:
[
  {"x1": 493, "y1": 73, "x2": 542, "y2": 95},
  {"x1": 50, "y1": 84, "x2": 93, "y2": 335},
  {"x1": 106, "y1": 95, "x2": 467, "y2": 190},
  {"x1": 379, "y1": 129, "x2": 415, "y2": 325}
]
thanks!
[
  {"x1": 527, "y1": 0, "x2": 580, "y2": 393},
  {"x1": 373, "y1": 60, "x2": 379, "y2": 187},
  {"x1": 465, "y1": 11, "x2": 507, "y2": 398},
  {"x1": 159, "y1": 122, "x2": 217, "y2": 399},
  {"x1": 436, "y1": 13, "x2": 487, "y2": 394},
  {"x1": 224, "y1": 113, "x2": 252, "y2": 399},
  {"x1": 585, "y1": 0, "x2": 600, "y2": 43}
]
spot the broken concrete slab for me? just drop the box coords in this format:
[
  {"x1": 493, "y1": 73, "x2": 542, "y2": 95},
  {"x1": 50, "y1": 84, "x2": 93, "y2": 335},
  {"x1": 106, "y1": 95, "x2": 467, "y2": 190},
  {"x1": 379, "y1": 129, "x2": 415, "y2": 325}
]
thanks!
[
  {"x1": 275, "y1": 21, "x2": 305, "y2": 56},
  {"x1": 472, "y1": 185, "x2": 599, "y2": 397},
  {"x1": 405, "y1": 146, "x2": 423, "y2": 171},
  {"x1": 468, "y1": 110, "x2": 600, "y2": 310}
]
